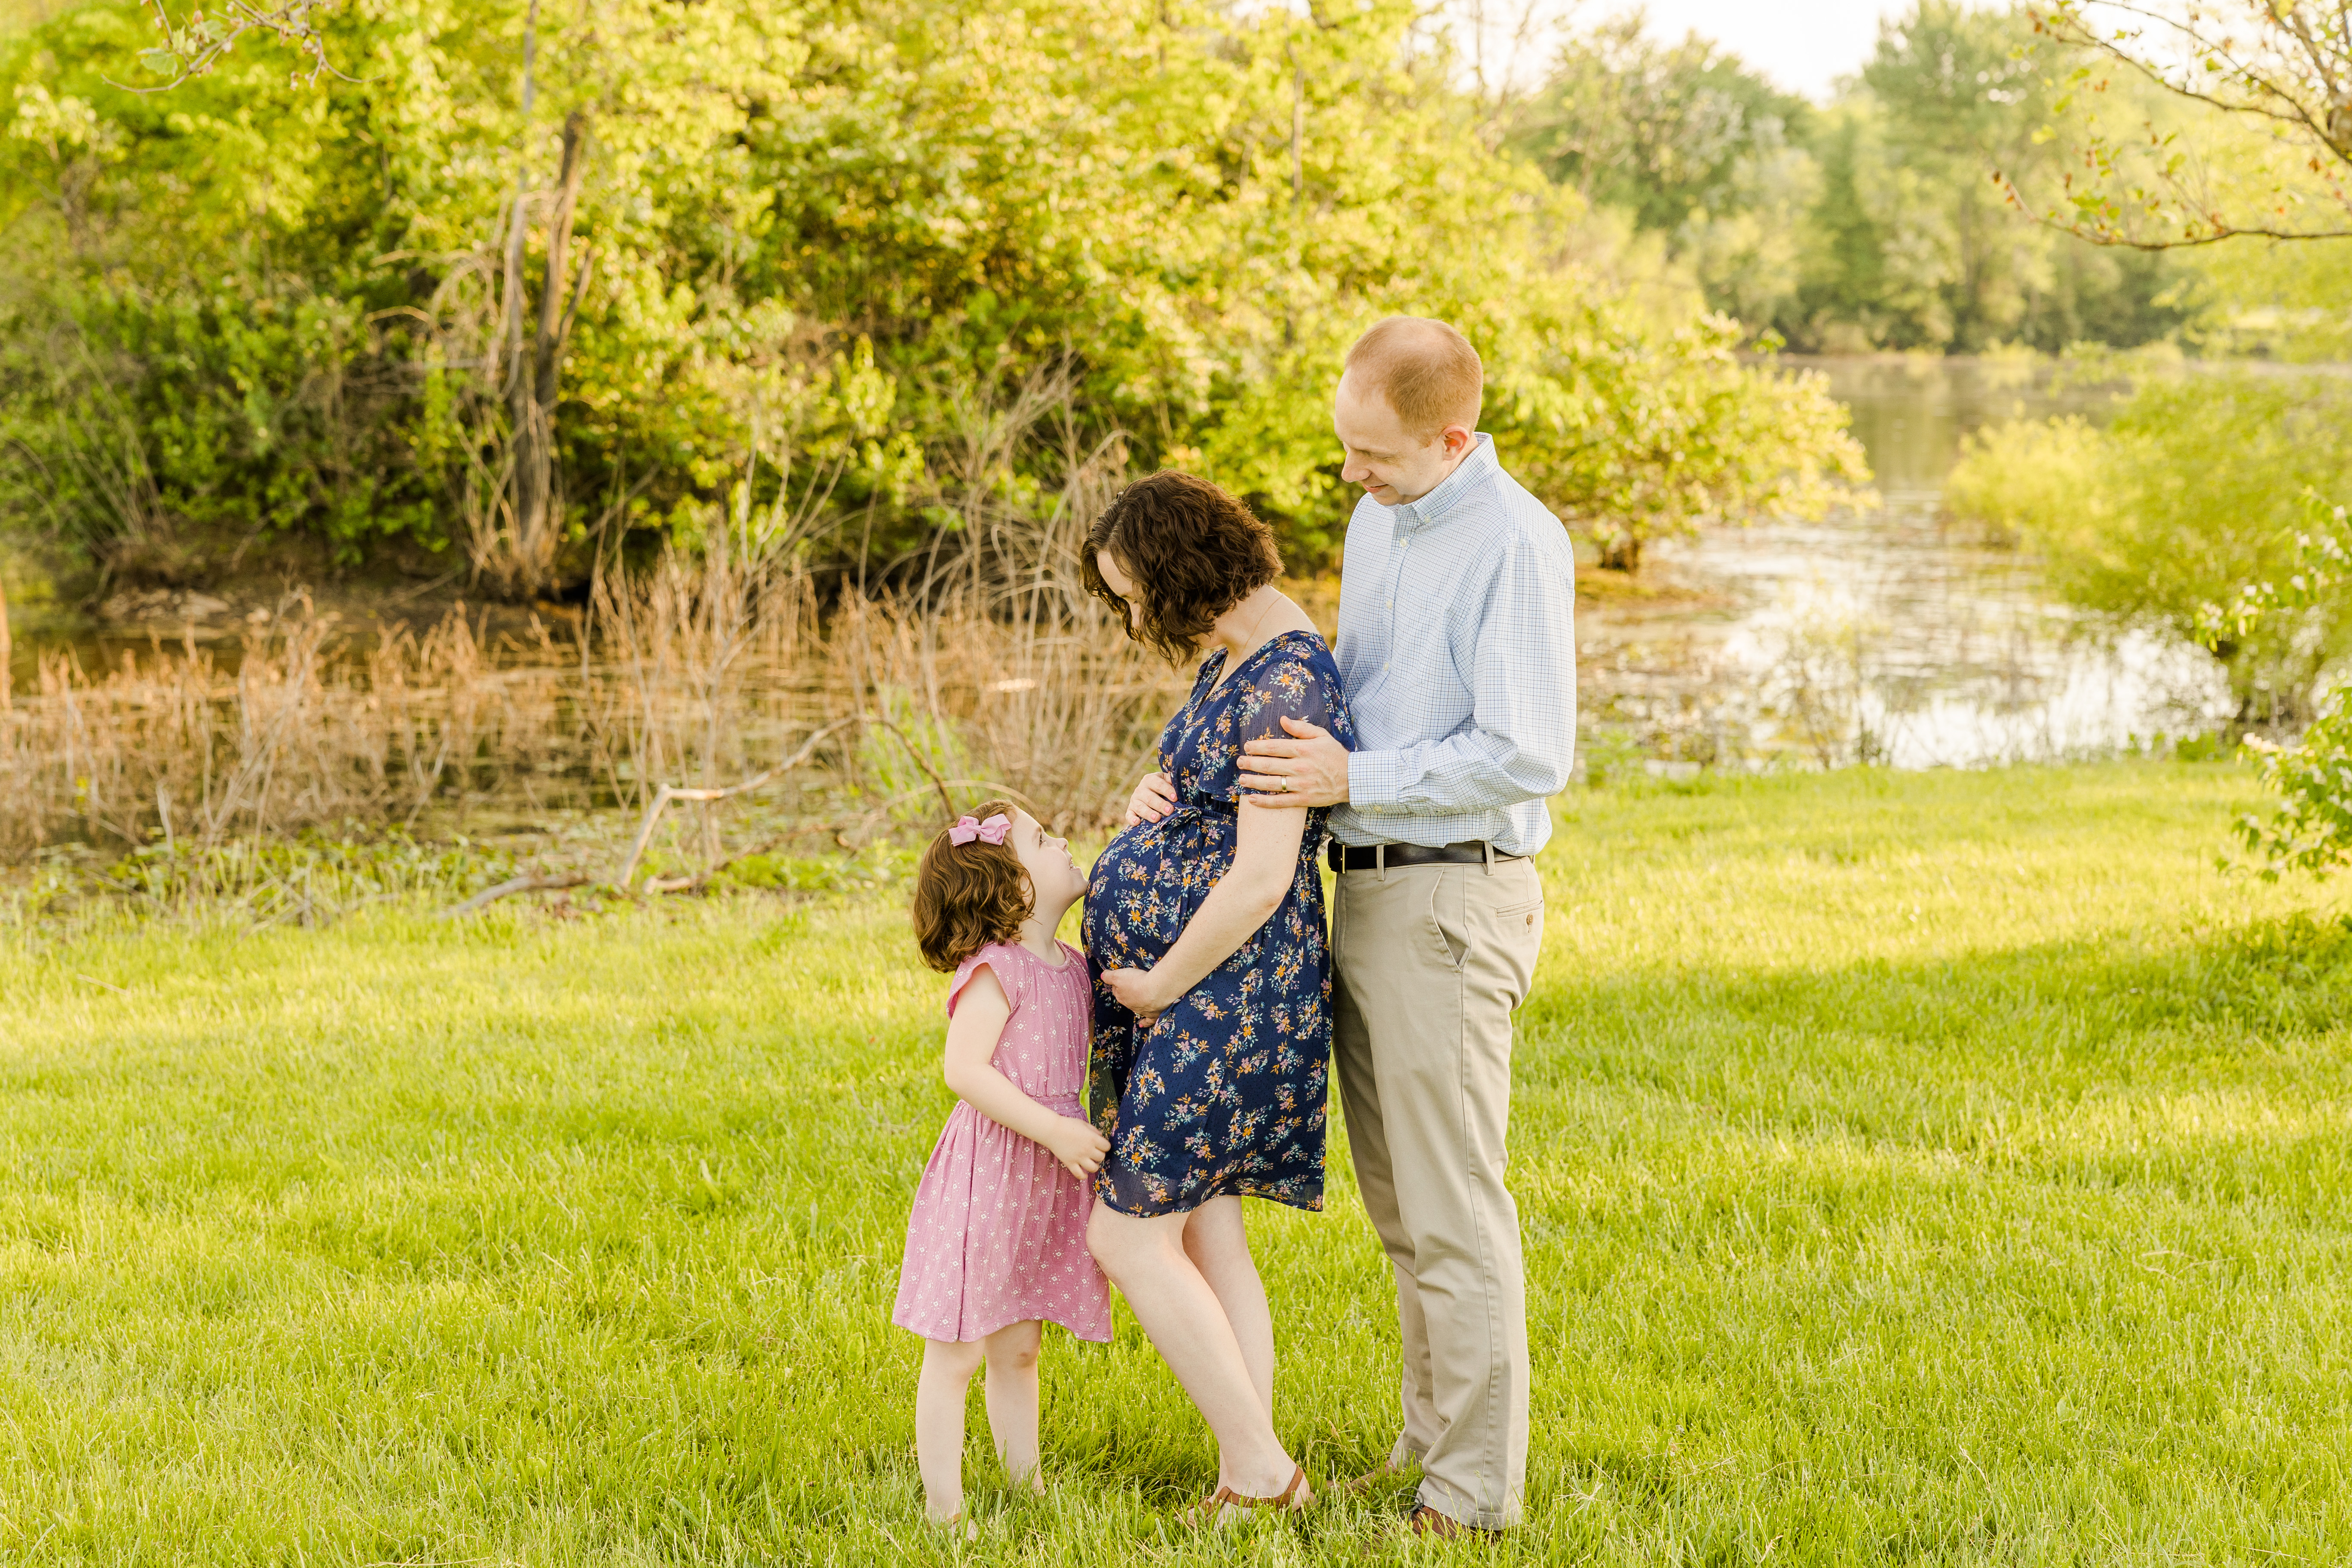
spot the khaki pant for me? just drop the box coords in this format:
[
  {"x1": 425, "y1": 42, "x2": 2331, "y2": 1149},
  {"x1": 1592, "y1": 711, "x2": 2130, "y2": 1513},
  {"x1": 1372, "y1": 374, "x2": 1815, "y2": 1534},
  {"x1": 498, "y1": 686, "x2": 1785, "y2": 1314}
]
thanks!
[{"x1": 1332, "y1": 854, "x2": 1543, "y2": 1531}]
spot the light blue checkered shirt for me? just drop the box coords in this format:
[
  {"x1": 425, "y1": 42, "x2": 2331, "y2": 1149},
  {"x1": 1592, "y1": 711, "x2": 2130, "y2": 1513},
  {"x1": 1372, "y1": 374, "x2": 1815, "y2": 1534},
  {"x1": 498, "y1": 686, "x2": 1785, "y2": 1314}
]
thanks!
[{"x1": 1329, "y1": 434, "x2": 1577, "y2": 858}]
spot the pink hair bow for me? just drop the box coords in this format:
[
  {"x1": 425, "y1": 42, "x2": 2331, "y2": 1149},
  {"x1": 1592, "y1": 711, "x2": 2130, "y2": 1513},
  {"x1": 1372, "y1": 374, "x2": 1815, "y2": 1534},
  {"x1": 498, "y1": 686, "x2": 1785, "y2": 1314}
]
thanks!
[{"x1": 949, "y1": 813, "x2": 1011, "y2": 846}]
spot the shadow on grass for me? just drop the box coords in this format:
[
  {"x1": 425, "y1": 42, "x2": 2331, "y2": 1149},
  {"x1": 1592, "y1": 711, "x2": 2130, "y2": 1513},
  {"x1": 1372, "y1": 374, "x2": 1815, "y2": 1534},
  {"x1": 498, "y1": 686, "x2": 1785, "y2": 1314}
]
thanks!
[{"x1": 1516, "y1": 910, "x2": 2352, "y2": 1198}]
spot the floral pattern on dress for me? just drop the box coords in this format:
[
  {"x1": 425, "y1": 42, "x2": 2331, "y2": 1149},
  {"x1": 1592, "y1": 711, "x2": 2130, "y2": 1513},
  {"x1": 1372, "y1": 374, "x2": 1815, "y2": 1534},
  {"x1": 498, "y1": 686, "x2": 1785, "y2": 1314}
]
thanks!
[{"x1": 1083, "y1": 629, "x2": 1357, "y2": 1216}]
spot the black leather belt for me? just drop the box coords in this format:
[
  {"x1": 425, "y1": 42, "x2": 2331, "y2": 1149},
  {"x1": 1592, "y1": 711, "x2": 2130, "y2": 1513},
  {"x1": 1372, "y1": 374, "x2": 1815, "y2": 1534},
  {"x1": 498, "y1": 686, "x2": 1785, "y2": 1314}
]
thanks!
[{"x1": 1327, "y1": 840, "x2": 1523, "y2": 872}]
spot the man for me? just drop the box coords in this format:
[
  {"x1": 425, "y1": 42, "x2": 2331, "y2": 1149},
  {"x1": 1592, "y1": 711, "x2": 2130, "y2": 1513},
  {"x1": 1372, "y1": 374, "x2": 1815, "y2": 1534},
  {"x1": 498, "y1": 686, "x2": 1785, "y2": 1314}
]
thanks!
[{"x1": 1240, "y1": 316, "x2": 1577, "y2": 1535}]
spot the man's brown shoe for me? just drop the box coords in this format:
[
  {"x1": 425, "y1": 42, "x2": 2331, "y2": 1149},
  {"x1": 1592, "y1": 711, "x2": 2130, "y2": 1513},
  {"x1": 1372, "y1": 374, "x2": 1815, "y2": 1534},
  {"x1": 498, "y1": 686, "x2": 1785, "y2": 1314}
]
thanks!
[{"x1": 1409, "y1": 1505, "x2": 1498, "y2": 1540}]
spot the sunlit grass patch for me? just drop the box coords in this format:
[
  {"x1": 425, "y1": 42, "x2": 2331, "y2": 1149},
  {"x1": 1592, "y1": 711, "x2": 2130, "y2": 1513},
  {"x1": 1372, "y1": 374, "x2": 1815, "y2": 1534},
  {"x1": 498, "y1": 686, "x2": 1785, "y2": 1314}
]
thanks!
[{"x1": 0, "y1": 760, "x2": 2346, "y2": 1563}]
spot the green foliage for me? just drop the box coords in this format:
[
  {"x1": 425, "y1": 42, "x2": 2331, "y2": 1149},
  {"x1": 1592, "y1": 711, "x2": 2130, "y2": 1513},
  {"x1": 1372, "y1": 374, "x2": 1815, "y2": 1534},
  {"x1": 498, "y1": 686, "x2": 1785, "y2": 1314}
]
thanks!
[
  {"x1": 2181, "y1": 494, "x2": 2352, "y2": 881},
  {"x1": 1944, "y1": 369, "x2": 2352, "y2": 719},
  {"x1": 97, "y1": 826, "x2": 522, "y2": 921},
  {"x1": 2237, "y1": 712, "x2": 2352, "y2": 880},
  {"x1": 1941, "y1": 413, "x2": 2102, "y2": 546},
  {"x1": 1, "y1": 289, "x2": 441, "y2": 576},
  {"x1": 2023, "y1": 0, "x2": 2352, "y2": 250},
  {"x1": 0, "y1": 0, "x2": 819, "y2": 579},
  {"x1": 0, "y1": 0, "x2": 1863, "y2": 587},
  {"x1": 1517, "y1": 2, "x2": 2197, "y2": 353},
  {"x1": 1512, "y1": 18, "x2": 1813, "y2": 239},
  {"x1": 2186, "y1": 239, "x2": 2352, "y2": 361}
]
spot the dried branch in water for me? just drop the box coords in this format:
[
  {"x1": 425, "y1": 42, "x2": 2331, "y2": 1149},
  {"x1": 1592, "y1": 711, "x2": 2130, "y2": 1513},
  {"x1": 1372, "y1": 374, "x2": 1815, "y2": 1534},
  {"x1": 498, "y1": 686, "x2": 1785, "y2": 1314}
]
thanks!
[
  {"x1": 440, "y1": 871, "x2": 591, "y2": 919},
  {"x1": 613, "y1": 717, "x2": 857, "y2": 890}
]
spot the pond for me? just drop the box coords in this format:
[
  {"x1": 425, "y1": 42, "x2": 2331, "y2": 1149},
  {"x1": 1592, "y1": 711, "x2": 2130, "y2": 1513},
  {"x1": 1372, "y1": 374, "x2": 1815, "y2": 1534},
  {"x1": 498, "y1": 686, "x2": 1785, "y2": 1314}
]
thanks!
[
  {"x1": 1575, "y1": 354, "x2": 2238, "y2": 772},
  {"x1": 3, "y1": 354, "x2": 2242, "y2": 777}
]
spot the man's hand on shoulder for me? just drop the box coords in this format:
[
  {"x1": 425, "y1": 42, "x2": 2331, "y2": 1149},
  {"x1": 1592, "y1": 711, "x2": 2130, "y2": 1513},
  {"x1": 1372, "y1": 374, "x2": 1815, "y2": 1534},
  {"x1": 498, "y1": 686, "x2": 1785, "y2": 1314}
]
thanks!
[{"x1": 1239, "y1": 717, "x2": 1350, "y2": 810}]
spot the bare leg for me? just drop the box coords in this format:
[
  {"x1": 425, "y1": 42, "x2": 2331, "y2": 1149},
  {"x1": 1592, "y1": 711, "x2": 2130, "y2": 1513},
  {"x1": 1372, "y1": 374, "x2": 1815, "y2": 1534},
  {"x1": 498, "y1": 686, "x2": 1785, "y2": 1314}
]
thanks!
[
  {"x1": 915, "y1": 1337, "x2": 986, "y2": 1521},
  {"x1": 1182, "y1": 1197, "x2": 1274, "y2": 1424},
  {"x1": 1088, "y1": 1202, "x2": 1307, "y2": 1502},
  {"x1": 980, "y1": 1319, "x2": 1045, "y2": 1493}
]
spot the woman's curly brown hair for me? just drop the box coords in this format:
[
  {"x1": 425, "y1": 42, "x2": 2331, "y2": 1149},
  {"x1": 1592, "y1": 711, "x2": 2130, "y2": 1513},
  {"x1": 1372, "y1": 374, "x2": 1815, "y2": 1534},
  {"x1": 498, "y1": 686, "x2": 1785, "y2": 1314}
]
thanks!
[
  {"x1": 910, "y1": 800, "x2": 1034, "y2": 972},
  {"x1": 1082, "y1": 471, "x2": 1284, "y2": 664}
]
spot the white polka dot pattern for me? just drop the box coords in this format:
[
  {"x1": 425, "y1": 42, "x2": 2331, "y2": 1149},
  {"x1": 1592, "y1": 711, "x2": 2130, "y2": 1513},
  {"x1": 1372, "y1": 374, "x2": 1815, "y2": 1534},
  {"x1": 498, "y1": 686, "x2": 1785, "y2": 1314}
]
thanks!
[{"x1": 891, "y1": 941, "x2": 1113, "y2": 1344}]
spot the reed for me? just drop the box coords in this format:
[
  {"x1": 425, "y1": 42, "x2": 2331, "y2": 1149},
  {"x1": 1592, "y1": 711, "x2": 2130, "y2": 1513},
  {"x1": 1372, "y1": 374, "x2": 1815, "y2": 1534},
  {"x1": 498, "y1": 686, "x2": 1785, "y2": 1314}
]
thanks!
[
  {"x1": 0, "y1": 564, "x2": 1185, "y2": 865},
  {"x1": 0, "y1": 382, "x2": 1200, "y2": 869}
]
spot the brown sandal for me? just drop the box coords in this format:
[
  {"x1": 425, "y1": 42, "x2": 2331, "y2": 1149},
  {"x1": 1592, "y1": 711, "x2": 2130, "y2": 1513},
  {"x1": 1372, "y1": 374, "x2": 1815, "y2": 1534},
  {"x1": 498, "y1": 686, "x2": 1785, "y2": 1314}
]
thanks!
[{"x1": 1182, "y1": 1464, "x2": 1311, "y2": 1526}]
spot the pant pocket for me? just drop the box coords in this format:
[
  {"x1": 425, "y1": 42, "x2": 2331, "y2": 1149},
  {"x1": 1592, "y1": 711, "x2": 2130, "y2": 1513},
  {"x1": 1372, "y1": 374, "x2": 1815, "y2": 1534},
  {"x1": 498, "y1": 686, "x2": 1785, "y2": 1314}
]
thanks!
[
  {"x1": 1428, "y1": 876, "x2": 1470, "y2": 970},
  {"x1": 1490, "y1": 906, "x2": 1542, "y2": 1007}
]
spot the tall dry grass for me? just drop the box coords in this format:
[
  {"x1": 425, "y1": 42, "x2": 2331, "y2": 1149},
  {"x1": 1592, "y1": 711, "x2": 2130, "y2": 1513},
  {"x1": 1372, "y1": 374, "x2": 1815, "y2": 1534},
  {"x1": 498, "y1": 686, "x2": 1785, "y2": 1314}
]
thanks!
[{"x1": 0, "y1": 518, "x2": 1186, "y2": 866}]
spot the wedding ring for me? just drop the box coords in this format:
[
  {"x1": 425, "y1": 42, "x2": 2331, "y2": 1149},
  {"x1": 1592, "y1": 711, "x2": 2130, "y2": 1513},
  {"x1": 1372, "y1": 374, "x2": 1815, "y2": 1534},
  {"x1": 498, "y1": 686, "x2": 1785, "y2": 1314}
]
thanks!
[{"x1": 1279, "y1": 778, "x2": 1291, "y2": 793}]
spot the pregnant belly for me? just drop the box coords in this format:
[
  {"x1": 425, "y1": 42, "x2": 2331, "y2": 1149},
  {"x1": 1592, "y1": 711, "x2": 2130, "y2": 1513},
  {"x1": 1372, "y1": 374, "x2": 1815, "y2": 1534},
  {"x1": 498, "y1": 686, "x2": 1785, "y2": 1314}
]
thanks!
[{"x1": 1084, "y1": 810, "x2": 1233, "y2": 970}]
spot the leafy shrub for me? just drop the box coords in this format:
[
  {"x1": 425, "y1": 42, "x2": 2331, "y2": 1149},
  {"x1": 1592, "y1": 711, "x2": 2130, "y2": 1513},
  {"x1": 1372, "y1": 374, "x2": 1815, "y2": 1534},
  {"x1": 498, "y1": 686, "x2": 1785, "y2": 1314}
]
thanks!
[
  {"x1": 1942, "y1": 414, "x2": 2103, "y2": 546},
  {"x1": 0, "y1": 0, "x2": 1863, "y2": 590},
  {"x1": 1944, "y1": 370, "x2": 2352, "y2": 721},
  {"x1": 0, "y1": 290, "x2": 442, "y2": 576},
  {"x1": 2237, "y1": 709, "x2": 2352, "y2": 879}
]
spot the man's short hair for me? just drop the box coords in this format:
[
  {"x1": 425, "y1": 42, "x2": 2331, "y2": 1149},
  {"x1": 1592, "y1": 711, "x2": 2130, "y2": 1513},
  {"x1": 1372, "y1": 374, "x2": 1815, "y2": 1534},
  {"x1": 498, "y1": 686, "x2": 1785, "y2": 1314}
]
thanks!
[{"x1": 1344, "y1": 316, "x2": 1483, "y2": 440}]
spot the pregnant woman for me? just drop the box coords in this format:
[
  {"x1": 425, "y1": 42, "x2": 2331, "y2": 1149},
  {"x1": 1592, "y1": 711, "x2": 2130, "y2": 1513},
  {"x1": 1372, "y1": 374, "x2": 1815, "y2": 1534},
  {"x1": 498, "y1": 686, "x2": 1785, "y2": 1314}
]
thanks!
[{"x1": 1080, "y1": 470, "x2": 1355, "y2": 1522}]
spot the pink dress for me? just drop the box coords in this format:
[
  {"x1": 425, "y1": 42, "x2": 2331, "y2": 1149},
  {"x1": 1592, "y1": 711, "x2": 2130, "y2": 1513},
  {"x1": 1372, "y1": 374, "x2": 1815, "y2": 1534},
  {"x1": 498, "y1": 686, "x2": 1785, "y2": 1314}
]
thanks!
[{"x1": 892, "y1": 940, "x2": 1113, "y2": 1344}]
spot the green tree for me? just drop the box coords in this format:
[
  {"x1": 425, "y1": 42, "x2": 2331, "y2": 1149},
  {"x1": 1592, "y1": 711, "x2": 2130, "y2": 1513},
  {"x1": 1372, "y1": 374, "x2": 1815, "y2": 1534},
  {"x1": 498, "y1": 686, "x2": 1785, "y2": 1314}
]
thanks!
[
  {"x1": 1512, "y1": 2, "x2": 2194, "y2": 353},
  {"x1": 0, "y1": 0, "x2": 1865, "y2": 591},
  {"x1": 1820, "y1": 1, "x2": 2193, "y2": 350},
  {"x1": 1792, "y1": 108, "x2": 1893, "y2": 346},
  {"x1": 1513, "y1": 18, "x2": 1824, "y2": 342},
  {"x1": 0, "y1": 0, "x2": 817, "y2": 591},
  {"x1": 1511, "y1": 17, "x2": 1812, "y2": 236},
  {"x1": 1998, "y1": 0, "x2": 2352, "y2": 875}
]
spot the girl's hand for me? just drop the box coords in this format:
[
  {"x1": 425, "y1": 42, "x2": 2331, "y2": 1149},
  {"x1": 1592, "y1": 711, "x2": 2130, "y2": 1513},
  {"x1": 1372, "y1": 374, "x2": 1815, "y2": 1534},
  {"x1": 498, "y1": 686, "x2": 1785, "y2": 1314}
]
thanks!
[
  {"x1": 1123, "y1": 772, "x2": 1177, "y2": 827},
  {"x1": 1100, "y1": 966, "x2": 1170, "y2": 1029},
  {"x1": 1042, "y1": 1115, "x2": 1111, "y2": 1180}
]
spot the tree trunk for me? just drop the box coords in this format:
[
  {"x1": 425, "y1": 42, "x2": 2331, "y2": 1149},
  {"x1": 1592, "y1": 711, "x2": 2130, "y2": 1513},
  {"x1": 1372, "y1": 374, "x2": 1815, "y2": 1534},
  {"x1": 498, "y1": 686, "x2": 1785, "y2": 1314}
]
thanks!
[
  {"x1": 505, "y1": 109, "x2": 591, "y2": 596},
  {"x1": 1598, "y1": 533, "x2": 1644, "y2": 575},
  {"x1": 478, "y1": 0, "x2": 595, "y2": 600}
]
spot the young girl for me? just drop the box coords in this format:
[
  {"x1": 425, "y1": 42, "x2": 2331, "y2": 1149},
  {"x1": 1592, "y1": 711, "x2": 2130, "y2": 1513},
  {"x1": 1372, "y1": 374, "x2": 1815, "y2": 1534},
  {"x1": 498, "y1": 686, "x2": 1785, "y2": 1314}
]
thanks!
[{"x1": 895, "y1": 801, "x2": 1113, "y2": 1527}]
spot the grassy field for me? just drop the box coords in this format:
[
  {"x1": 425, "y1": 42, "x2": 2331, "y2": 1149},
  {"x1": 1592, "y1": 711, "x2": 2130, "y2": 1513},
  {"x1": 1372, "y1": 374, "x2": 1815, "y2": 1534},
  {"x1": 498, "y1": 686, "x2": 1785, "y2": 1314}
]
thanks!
[{"x1": 0, "y1": 762, "x2": 2347, "y2": 1565}]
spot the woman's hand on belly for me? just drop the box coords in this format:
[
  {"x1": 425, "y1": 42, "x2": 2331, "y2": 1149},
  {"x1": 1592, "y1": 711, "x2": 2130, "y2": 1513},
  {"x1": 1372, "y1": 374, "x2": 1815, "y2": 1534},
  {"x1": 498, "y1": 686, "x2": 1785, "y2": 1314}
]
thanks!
[
  {"x1": 1124, "y1": 770, "x2": 1177, "y2": 827},
  {"x1": 1110, "y1": 804, "x2": 1309, "y2": 1016},
  {"x1": 1101, "y1": 965, "x2": 1168, "y2": 1030}
]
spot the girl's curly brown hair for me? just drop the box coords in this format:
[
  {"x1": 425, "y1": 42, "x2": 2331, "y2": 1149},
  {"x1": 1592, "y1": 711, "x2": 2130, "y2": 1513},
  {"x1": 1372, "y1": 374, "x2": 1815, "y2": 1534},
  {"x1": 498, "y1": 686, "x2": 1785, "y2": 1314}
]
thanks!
[
  {"x1": 1081, "y1": 471, "x2": 1284, "y2": 664},
  {"x1": 910, "y1": 800, "x2": 1034, "y2": 972}
]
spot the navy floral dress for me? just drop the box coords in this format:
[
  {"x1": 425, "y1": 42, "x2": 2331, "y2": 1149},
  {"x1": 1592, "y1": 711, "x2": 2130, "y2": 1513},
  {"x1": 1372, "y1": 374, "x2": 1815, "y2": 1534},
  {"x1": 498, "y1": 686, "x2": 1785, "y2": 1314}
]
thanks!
[{"x1": 1084, "y1": 629, "x2": 1357, "y2": 1217}]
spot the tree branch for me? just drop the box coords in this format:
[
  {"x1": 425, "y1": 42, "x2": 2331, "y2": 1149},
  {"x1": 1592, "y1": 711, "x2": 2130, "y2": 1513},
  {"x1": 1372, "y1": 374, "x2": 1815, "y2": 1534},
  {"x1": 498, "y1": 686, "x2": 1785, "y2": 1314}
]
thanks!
[
  {"x1": 614, "y1": 717, "x2": 855, "y2": 888},
  {"x1": 2022, "y1": 0, "x2": 2352, "y2": 248},
  {"x1": 440, "y1": 872, "x2": 590, "y2": 918},
  {"x1": 113, "y1": 0, "x2": 366, "y2": 92}
]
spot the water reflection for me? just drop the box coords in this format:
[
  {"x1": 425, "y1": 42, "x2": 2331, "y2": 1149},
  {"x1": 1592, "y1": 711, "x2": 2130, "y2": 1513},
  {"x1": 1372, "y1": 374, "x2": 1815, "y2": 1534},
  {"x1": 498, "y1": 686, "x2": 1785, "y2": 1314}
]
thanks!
[
  {"x1": 6, "y1": 356, "x2": 2243, "y2": 770},
  {"x1": 1578, "y1": 354, "x2": 2236, "y2": 770}
]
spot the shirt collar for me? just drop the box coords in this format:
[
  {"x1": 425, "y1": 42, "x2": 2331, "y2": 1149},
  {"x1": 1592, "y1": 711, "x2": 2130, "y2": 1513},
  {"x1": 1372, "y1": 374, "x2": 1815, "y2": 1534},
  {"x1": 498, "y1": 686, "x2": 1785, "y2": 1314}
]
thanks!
[{"x1": 1387, "y1": 434, "x2": 1496, "y2": 531}]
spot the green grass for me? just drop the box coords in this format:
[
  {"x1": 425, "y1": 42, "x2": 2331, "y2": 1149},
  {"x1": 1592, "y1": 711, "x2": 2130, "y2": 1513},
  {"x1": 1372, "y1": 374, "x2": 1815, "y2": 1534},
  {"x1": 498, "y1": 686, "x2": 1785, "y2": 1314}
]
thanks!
[{"x1": 0, "y1": 762, "x2": 2347, "y2": 1565}]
